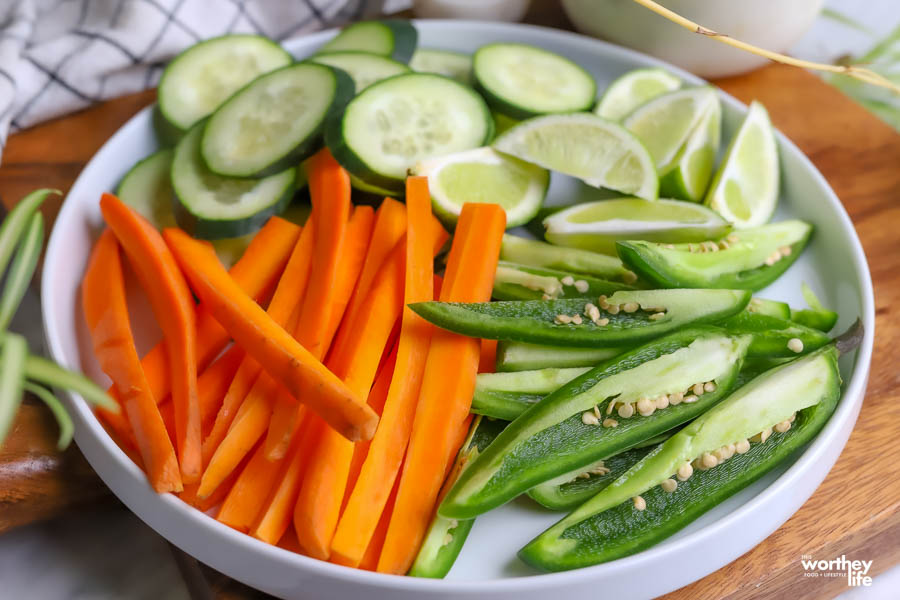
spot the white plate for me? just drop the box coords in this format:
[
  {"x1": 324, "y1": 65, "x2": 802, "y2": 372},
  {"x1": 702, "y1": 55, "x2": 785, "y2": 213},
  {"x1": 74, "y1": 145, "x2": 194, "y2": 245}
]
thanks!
[{"x1": 41, "y1": 20, "x2": 874, "y2": 600}]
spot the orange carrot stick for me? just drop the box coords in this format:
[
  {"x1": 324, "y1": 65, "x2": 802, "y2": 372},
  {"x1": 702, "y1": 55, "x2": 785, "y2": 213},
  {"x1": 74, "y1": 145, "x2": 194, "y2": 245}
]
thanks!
[
  {"x1": 196, "y1": 345, "x2": 244, "y2": 433},
  {"x1": 202, "y1": 221, "x2": 316, "y2": 465},
  {"x1": 217, "y1": 441, "x2": 284, "y2": 532},
  {"x1": 252, "y1": 418, "x2": 320, "y2": 545},
  {"x1": 291, "y1": 245, "x2": 405, "y2": 560},
  {"x1": 82, "y1": 230, "x2": 182, "y2": 493},
  {"x1": 163, "y1": 228, "x2": 376, "y2": 442},
  {"x1": 107, "y1": 217, "x2": 300, "y2": 408},
  {"x1": 478, "y1": 339, "x2": 498, "y2": 374},
  {"x1": 328, "y1": 198, "x2": 406, "y2": 369},
  {"x1": 101, "y1": 194, "x2": 202, "y2": 483},
  {"x1": 377, "y1": 203, "x2": 506, "y2": 574},
  {"x1": 264, "y1": 205, "x2": 373, "y2": 459},
  {"x1": 331, "y1": 176, "x2": 439, "y2": 566},
  {"x1": 358, "y1": 465, "x2": 401, "y2": 571}
]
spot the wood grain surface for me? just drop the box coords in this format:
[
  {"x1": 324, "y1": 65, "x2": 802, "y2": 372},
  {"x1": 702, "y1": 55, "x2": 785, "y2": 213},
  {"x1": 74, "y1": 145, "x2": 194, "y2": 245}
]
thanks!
[{"x1": 0, "y1": 15, "x2": 898, "y2": 600}]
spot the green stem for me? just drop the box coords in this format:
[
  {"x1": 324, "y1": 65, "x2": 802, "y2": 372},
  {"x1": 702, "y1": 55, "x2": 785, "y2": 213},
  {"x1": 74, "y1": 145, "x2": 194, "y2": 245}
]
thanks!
[
  {"x1": 0, "y1": 189, "x2": 57, "y2": 279},
  {"x1": 0, "y1": 333, "x2": 28, "y2": 445},
  {"x1": 23, "y1": 381, "x2": 74, "y2": 450},
  {"x1": 24, "y1": 353, "x2": 119, "y2": 413},
  {"x1": 0, "y1": 213, "x2": 43, "y2": 331}
]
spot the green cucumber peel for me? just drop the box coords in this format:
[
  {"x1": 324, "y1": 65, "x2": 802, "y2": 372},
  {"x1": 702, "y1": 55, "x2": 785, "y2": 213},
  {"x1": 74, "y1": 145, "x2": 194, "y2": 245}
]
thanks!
[
  {"x1": 438, "y1": 328, "x2": 752, "y2": 520},
  {"x1": 493, "y1": 261, "x2": 633, "y2": 301},
  {"x1": 410, "y1": 288, "x2": 751, "y2": 348},
  {"x1": 520, "y1": 346, "x2": 841, "y2": 570},
  {"x1": 616, "y1": 220, "x2": 812, "y2": 291}
]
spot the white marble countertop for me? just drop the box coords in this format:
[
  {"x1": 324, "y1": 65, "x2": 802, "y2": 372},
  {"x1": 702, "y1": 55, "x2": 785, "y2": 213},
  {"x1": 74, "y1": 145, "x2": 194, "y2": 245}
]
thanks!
[{"x1": 1, "y1": 1, "x2": 898, "y2": 598}]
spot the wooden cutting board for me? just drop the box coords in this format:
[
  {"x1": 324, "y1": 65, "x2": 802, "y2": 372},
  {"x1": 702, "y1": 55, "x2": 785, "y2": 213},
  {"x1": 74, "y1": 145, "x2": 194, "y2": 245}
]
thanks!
[{"x1": 2, "y1": 25, "x2": 898, "y2": 600}]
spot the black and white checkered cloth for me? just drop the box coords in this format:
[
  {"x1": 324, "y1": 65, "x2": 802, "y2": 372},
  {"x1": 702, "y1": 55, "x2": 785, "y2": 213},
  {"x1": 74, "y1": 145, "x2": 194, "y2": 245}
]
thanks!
[{"x1": 0, "y1": 0, "x2": 405, "y2": 160}]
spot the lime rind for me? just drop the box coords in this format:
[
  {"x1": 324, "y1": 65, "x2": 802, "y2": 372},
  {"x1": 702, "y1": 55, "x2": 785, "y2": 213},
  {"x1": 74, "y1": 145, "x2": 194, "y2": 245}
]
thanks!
[
  {"x1": 492, "y1": 113, "x2": 658, "y2": 201},
  {"x1": 543, "y1": 197, "x2": 731, "y2": 254},
  {"x1": 595, "y1": 68, "x2": 682, "y2": 121},
  {"x1": 660, "y1": 97, "x2": 722, "y2": 202},
  {"x1": 414, "y1": 146, "x2": 549, "y2": 229},
  {"x1": 704, "y1": 101, "x2": 779, "y2": 228},
  {"x1": 623, "y1": 87, "x2": 719, "y2": 171}
]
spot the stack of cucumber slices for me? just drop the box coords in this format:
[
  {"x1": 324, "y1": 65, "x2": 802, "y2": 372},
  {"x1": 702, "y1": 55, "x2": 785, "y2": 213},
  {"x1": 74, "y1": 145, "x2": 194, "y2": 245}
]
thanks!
[{"x1": 110, "y1": 19, "x2": 858, "y2": 579}]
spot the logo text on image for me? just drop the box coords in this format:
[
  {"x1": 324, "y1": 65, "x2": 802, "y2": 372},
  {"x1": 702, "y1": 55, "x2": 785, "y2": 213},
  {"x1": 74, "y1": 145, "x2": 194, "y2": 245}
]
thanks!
[{"x1": 800, "y1": 554, "x2": 873, "y2": 587}]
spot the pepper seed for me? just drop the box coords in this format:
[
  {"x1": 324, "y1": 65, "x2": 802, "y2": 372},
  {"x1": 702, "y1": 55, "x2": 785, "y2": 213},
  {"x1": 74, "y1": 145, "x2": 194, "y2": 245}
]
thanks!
[
  {"x1": 632, "y1": 496, "x2": 646, "y2": 511},
  {"x1": 683, "y1": 394, "x2": 699, "y2": 404},
  {"x1": 704, "y1": 381, "x2": 717, "y2": 393},
  {"x1": 649, "y1": 312, "x2": 666, "y2": 321},
  {"x1": 701, "y1": 452, "x2": 719, "y2": 469},
  {"x1": 623, "y1": 302, "x2": 639, "y2": 313},
  {"x1": 661, "y1": 478, "x2": 678, "y2": 493},
  {"x1": 617, "y1": 402, "x2": 635, "y2": 418},
  {"x1": 574, "y1": 279, "x2": 589, "y2": 293},
  {"x1": 571, "y1": 314, "x2": 583, "y2": 325},
  {"x1": 602, "y1": 418, "x2": 619, "y2": 428},
  {"x1": 676, "y1": 461, "x2": 693, "y2": 481},
  {"x1": 561, "y1": 275, "x2": 575, "y2": 286},
  {"x1": 735, "y1": 439, "x2": 751, "y2": 454},
  {"x1": 774, "y1": 420, "x2": 792, "y2": 433},
  {"x1": 636, "y1": 397, "x2": 655, "y2": 416},
  {"x1": 581, "y1": 411, "x2": 599, "y2": 426},
  {"x1": 655, "y1": 394, "x2": 669, "y2": 410},
  {"x1": 692, "y1": 383, "x2": 706, "y2": 396},
  {"x1": 607, "y1": 304, "x2": 620, "y2": 315},
  {"x1": 787, "y1": 338, "x2": 804, "y2": 353},
  {"x1": 779, "y1": 245, "x2": 792, "y2": 256},
  {"x1": 597, "y1": 317, "x2": 610, "y2": 326},
  {"x1": 668, "y1": 391, "x2": 684, "y2": 405}
]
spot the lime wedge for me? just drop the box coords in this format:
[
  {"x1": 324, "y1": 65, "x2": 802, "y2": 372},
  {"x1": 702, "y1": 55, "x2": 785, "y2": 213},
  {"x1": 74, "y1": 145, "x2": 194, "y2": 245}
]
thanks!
[
  {"x1": 660, "y1": 97, "x2": 721, "y2": 202},
  {"x1": 543, "y1": 197, "x2": 731, "y2": 254},
  {"x1": 413, "y1": 147, "x2": 549, "y2": 228},
  {"x1": 623, "y1": 87, "x2": 719, "y2": 170},
  {"x1": 704, "y1": 101, "x2": 779, "y2": 228},
  {"x1": 595, "y1": 68, "x2": 682, "y2": 121},
  {"x1": 493, "y1": 113, "x2": 658, "y2": 201}
]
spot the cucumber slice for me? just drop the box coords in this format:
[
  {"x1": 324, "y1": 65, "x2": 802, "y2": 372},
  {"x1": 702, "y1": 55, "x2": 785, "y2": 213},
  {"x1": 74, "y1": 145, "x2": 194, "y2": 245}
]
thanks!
[
  {"x1": 201, "y1": 62, "x2": 353, "y2": 178},
  {"x1": 410, "y1": 48, "x2": 473, "y2": 84},
  {"x1": 116, "y1": 149, "x2": 177, "y2": 230},
  {"x1": 493, "y1": 113, "x2": 658, "y2": 201},
  {"x1": 414, "y1": 147, "x2": 549, "y2": 229},
  {"x1": 326, "y1": 73, "x2": 493, "y2": 192},
  {"x1": 172, "y1": 123, "x2": 296, "y2": 239},
  {"x1": 318, "y1": 20, "x2": 418, "y2": 63},
  {"x1": 158, "y1": 35, "x2": 292, "y2": 133},
  {"x1": 473, "y1": 43, "x2": 596, "y2": 119},
  {"x1": 310, "y1": 51, "x2": 410, "y2": 92}
]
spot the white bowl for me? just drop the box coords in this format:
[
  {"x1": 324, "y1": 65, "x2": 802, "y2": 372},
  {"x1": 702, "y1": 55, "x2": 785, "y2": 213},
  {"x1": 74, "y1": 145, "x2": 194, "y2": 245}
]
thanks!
[
  {"x1": 561, "y1": 0, "x2": 824, "y2": 78},
  {"x1": 42, "y1": 21, "x2": 873, "y2": 600}
]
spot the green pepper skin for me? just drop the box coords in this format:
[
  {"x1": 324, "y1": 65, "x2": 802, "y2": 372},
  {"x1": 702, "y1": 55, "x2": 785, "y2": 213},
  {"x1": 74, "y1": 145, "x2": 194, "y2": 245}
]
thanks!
[
  {"x1": 747, "y1": 297, "x2": 790, "y2": 319},
  {"x1": 527, "y1": 444, "x2": 658, "y2": 511},
  {"x1": 722, "y1": 311, "x2": 832, "y2": 357},
  {"x1": 791, "y1": 308, "x2": 839, "y2": 332},
  {"x1": 409, "y1": 417, "x2": 507, "y2": 578},
  {"x1": 519, "y1": 346, "x2": 840, "y2": 571},
  {"x1": 473, "y1": 367, "x2": 591, "y2": 420},
  {"x1": 616, "y1": 220, "x2": 812, "y2": 291},
  {"x1": 493, "y1": 261, "x2": 633, "y2": 301},
  {"x1": 495, "y1": 341, "x2": 622, "y2": 372},
  {"x1": 411, "y1": 289, "x2": 751, "y2": 348},
  {"x1": 438, "y1": 328, "x2": 752, "y2": 520}
]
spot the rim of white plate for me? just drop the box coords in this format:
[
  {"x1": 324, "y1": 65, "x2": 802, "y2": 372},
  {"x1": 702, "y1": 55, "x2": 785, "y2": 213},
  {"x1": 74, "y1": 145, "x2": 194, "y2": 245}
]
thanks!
[{"x1": 41, "y1": 20, "x2": 875, "y2": 594}]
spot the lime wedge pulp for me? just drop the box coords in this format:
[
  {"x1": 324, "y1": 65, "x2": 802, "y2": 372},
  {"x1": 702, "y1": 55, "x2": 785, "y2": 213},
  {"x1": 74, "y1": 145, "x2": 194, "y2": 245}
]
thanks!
[
  {"x1": 623, "y1": 87, "x2": 719, "y2": 171},
  {"x1": 595, "y1": 68, "x2": 682, "y2": 121},
  {"x1": 493, "y1": 113, "x2": 658, "y2": 201},
  {"x1": 413, "y1": 147, "x2": 549, "y2": 228},
  {"x1": 660, "y1": 97, "x2": 722, "y2": 202},
  {"x1": 704, "y1": 101, "x2": 779, "y2": 228},
  {"x1": 543, "y1": 197, "x2": 731, "y2": 255}
]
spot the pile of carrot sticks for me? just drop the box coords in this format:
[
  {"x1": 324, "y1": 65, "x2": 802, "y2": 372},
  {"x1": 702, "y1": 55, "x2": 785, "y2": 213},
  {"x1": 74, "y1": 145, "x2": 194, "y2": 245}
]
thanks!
[{"x1": 81, "y1": 148, "x2": 506, "y2": 574}]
